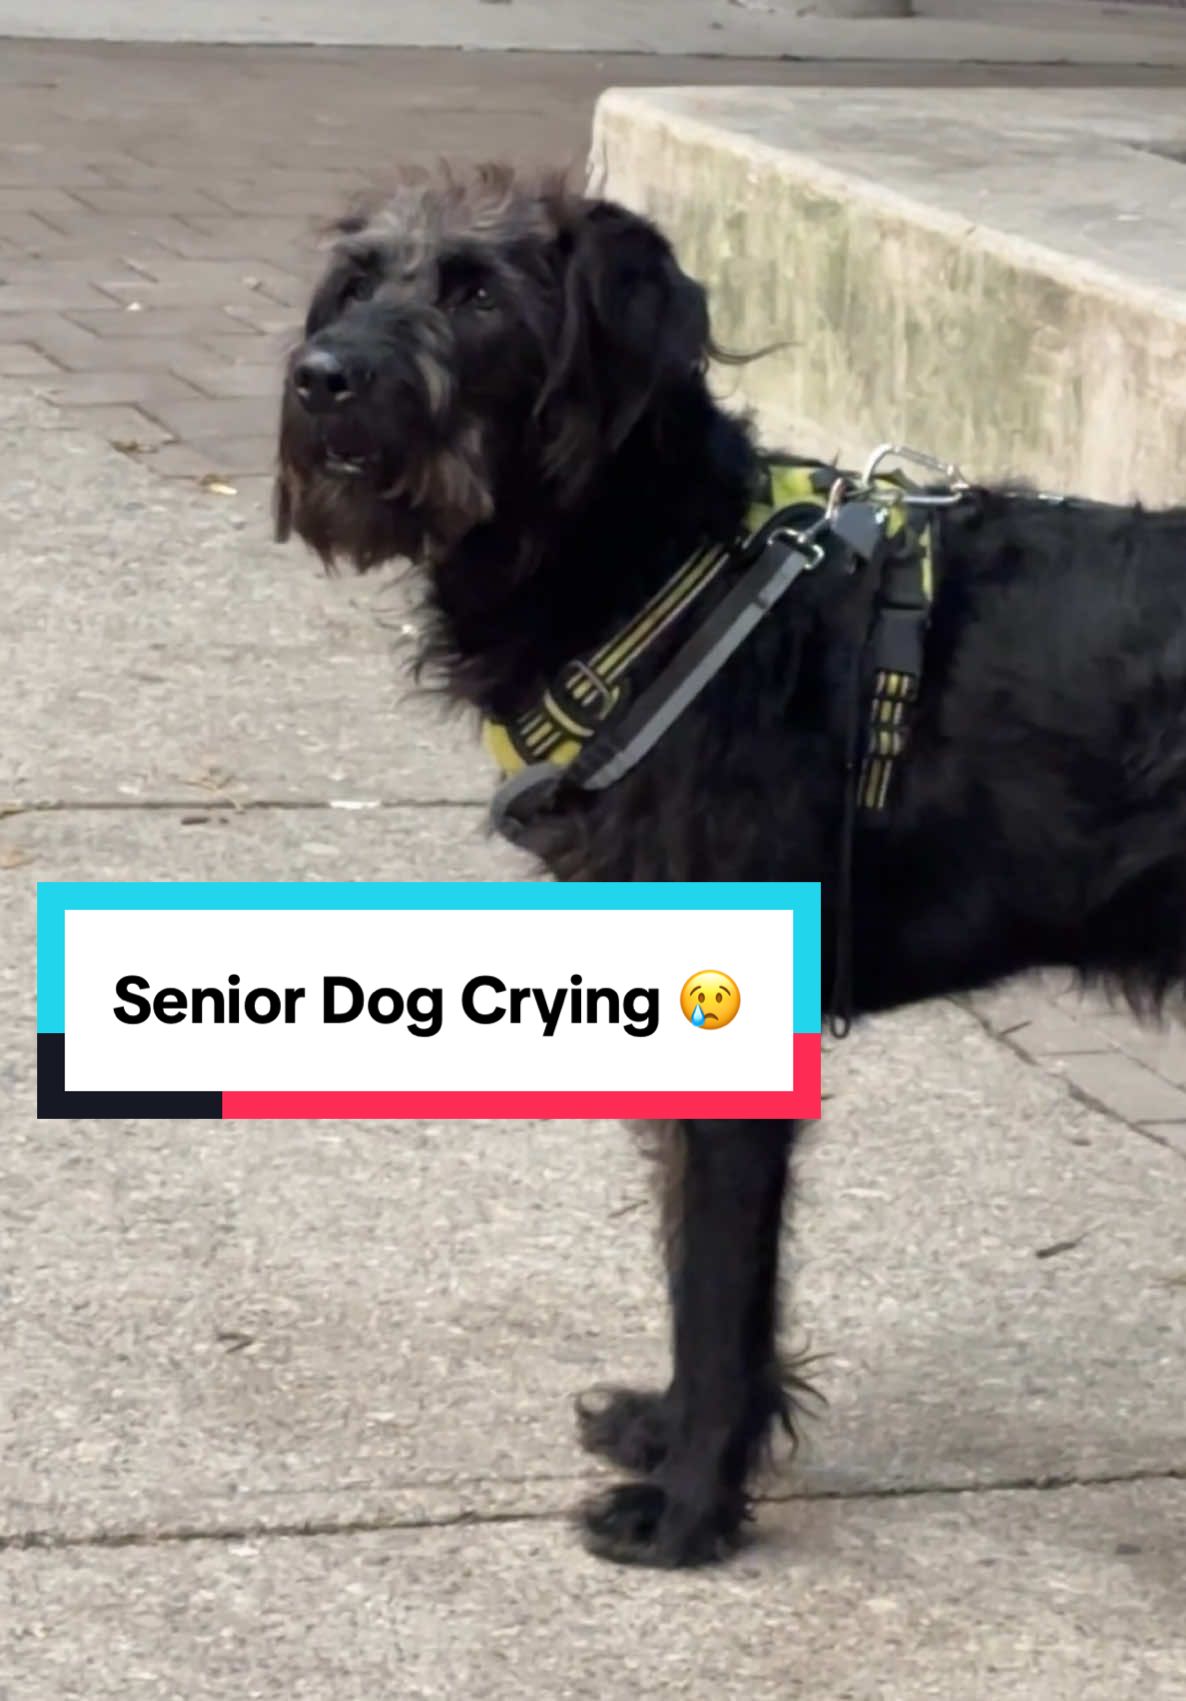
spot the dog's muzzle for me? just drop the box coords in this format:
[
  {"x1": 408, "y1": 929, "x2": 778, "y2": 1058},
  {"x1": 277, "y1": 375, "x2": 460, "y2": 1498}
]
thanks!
[{"x1": 285, "y1": 315, "x2": 456, "y2": 486}]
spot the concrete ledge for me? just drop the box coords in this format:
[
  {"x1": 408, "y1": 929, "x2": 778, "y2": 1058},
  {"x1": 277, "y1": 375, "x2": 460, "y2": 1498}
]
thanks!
[{"x1": 592, "y1": 88, "x2": 1186, "y2": 503}]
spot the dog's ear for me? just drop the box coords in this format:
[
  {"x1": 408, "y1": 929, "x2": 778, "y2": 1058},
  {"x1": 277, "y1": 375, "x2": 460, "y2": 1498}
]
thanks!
[{"x1": 537, "y1": 200, "x2": 709, "y2": 501}]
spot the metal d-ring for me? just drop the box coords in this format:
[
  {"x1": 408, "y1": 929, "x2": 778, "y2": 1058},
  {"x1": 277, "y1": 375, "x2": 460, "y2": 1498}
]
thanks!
[{"x1": 768, "y1": 515, "x2": 828, "y2": 572}]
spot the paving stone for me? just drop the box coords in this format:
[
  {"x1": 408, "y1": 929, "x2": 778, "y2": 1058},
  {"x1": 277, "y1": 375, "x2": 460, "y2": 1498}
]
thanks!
[
  {"x1": 1141, "y1": 1123, "x2": 1186, "y2": 1159},
  {"x1": 37, "y1": 331, "x2": 215, "y2": 372},
  {"x1": 67, "y1": 307, "x2": 257, "y2": 339},
  {"x1": 0, "y1": 211, "x2": 69, "y2": 247},
  {"x1": 195, "y1": 331, "x2": 292, "y2": 363},
  {"x1": 96, "y1": 276, "x2": 298, "y2": 312},
  {"x1": 1070, "y1": 1009, "x2": 1186, "y2": 1089},
  {"x1": 0, "y1": 279, "x2": 123, "y2": 310},
  {"x1": 1050, "y1": 1052, "x2": 1186, "y2": 1126},
  {"x1": 33, "y1": 369, "x2": 201, "y2": 405},
  {"x1": 137, "y1": 393, "x2": 278, "y2": 438},
  {"x1": 0, "y1": 186, "x2": 91, "y2": 218},
  {"x1": 1011, "y1": 1014, "x2": 1112, "y2": 1055},
  {"x1": 1, "y1": 256, "x2": 145, "y2": 283},
  {"x1": 967, "y1": 977, "x2": 1186, "y2": 1135},
  {"x1": 142, "y1": 439, "x2": 246, "y2": 478},
  {"x1": 62, "y1": 402, "x2": 175, "y2": 447},
  {"x1": 221, "y1": 301, "x2": 300, "y2": 336},
  {"x1": 159, "y1": 215, "x2": 313, "y2": 255},
  {"x1": 0, "y1": 342, "x2": 60, "y2": 375},
  {"x1": 72, "y1": 186, "x2": 229, "y2": 216},
  {"x1": 167, "y1": 358, "x2": 286, "y2": 398},
  {"x1": 20, "y1": 213, "x2": 200, "y2": 249},
  {"x1": 148, "y1": 432, "x2": 276, "y2": 475},
  {"x1": 0, "y1": 314, "x2": 111, "y2": 368}
]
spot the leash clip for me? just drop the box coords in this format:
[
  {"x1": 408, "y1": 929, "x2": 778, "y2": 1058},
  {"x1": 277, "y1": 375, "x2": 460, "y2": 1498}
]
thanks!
[{"x1": 860, "y1": 441, "x2": 971, "y2": 510}]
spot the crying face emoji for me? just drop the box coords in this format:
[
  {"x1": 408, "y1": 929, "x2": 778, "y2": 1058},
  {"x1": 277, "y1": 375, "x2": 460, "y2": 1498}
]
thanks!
[{"x1": 679, "y1": 971, "x2": 740, "y2": 1031}]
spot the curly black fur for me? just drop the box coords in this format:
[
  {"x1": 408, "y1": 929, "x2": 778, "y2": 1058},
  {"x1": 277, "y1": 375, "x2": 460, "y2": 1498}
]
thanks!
[{"x1": 278, "y1": 165, "x2": 1186, "y2": 1569}]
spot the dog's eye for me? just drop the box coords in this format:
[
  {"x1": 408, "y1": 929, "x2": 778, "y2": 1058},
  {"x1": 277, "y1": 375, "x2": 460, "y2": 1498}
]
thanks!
[
  {"x1": 341, "y1": 272, "x2": 376, "y2": 306},
  {"x1": 455, "y1": 282, "x2": 495, "y2": 313},
  {"x1": 441, "y1": 274, "x2": 497, "y2": 315}
]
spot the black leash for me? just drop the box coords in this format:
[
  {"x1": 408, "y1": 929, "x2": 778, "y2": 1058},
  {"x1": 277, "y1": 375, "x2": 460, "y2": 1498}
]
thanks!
[{"x1": 827, "y1": 637, "x2": 863, "y2": 1040}]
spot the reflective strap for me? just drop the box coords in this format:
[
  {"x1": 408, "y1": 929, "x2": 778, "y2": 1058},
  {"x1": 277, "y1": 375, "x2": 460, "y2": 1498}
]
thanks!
[
  {"x1": 571, "y1": 532, "x2": 823, "y2": 794},
  {"x1": 484, "y1": 466, "x2": 872, "y2": 784}
]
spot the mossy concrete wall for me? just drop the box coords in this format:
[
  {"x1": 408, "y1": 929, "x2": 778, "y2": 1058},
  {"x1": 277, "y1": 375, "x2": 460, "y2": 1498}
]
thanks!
[{"x1": 592, "y1": 88, "x2": 1186, "y2": 504}]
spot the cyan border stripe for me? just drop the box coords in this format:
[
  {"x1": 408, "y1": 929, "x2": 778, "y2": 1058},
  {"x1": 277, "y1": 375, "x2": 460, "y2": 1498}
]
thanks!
[{"x1": 37, "y1": 880, "x2": 820, "y2": 1035}]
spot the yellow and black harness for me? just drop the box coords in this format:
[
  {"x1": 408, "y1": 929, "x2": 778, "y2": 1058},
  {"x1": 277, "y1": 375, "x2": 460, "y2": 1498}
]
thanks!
[{"x1": 485, "y1": 443, "x2": 966, "y2": 846}]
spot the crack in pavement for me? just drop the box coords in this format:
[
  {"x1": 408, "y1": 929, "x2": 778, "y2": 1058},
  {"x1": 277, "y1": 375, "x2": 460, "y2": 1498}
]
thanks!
[{"x1": 3, "y1": 1463, "x2": 1184, "y2": 1554}]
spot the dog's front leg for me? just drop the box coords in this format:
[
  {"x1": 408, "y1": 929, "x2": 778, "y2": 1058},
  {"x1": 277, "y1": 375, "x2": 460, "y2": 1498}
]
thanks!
[{"x1": 580, "y1": 1118, "x2": 796, "y2": 1566}]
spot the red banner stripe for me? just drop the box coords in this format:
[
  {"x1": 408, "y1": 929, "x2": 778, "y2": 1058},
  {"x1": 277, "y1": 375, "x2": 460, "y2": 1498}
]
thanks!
[{"x1": 221, "y1": 1036, "x2": 821, "y2": 1121}]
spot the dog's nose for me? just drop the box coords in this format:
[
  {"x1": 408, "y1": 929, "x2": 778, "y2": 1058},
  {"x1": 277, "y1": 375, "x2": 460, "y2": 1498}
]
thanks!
[{"x1": 293, "y1": 348, "x2": 353, "y2": 414}]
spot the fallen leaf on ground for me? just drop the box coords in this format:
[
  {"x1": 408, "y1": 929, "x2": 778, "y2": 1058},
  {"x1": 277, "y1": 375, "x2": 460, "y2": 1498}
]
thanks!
[
  {"x1": 1035, "y1": 1230, "x2": 1091, "y2": 1260},
  {"x1": 215, "y1": 1329, "x2": 256, "y2": 1353},
  {"x1": 199, "y1": 474, "x2": 238, "y2": 496},
  {"x1": 182, "y1": 765, "x2": 243, "y2": 807}
]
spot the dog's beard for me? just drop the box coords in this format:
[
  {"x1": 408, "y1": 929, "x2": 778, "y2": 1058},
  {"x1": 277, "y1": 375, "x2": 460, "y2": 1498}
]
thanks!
[{"x1": 276, "y1": 419, "x2": 495, "y2": 570}]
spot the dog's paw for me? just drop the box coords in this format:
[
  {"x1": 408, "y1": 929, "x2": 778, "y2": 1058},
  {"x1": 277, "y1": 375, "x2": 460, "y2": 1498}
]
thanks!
[
  {"x1": 577, "y1": 1481, "x2": 746, "y2": 1569},
  {"x1": 575, "y1": 1386, "x2": 671, "y2": 1472}
]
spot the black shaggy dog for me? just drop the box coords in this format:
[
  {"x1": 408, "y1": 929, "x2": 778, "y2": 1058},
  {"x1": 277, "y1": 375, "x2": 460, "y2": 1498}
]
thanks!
[{"x1": 277, "y1": 165, "x2": 1186, "y2": 1569}]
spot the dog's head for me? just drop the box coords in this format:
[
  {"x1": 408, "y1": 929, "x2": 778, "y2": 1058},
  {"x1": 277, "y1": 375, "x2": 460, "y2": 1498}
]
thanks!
[{"x1": 275, "y1": 165, "x2": 711, "y2": 571}]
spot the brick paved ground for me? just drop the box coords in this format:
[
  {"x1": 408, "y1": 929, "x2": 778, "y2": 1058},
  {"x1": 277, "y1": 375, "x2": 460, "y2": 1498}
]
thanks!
[
  {"x1": 1, "y1": 42, "x2": 1181, "y2": 508},
  {"x1": 3, "y1": 37, "x2": 1186, "y2": 1147}
]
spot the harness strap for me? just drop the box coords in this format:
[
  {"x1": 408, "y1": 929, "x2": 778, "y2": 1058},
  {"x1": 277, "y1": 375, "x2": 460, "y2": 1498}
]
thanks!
[
  {"x1": 857, "y1": 517, "x2": 937, "y2": 815},
  {"x1": 490, "y1": 522, "x2": 831, "y2": 843},
  {"x1": 486, "y1": 462, "x2": 840, "y2": 778},
  {"x1": 490, "y1": 539, "x2": 735, "y2": 773},
  {"x1": 485, "y1": 457, "x2": 945, "y2": 844},
  {"x1": 572, "y1": 526, "x2": 825, "y2": 793}
]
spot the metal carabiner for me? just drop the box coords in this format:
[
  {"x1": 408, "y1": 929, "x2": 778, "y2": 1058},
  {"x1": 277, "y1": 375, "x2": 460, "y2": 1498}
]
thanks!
[{"x1": 860, "y1": 442, "x2": 972, "y2": 508}]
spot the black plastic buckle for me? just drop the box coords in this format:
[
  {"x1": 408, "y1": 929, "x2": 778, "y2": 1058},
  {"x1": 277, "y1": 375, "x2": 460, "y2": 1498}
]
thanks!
[
  {"x1": 870, "y1": 604, "x2": 927, "y2": 679},
  {"x1": 829, "y1": 501, "x2": 890, "y2": 564}
]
